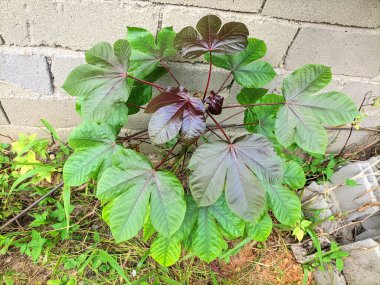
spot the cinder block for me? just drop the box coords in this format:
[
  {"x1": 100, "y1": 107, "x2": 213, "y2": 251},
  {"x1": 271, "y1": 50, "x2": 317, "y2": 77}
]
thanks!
[
  {"x1": 262, "y1": 0, "x2": 380, "y2": 28},
  {"x1": 341, "y1": 239, "x2": 380, "y2": 285},
  {"x1": 0, "y1": 0, "x2": 29, "y2": 45},
  {"x1": 1, "y1": 98, "x2": 81, "y2": 128},
  {"x1": 51, "y1": 51, "x2": 85, "y2": 88},
  {"x1": 0, "y1": 50, "x2": 53, "y2": 95},
  {"x1": 0, "y1": 125, "x2": 74, "y2": 144},
  {"x1": 145, "y1": 0, "x2": 264, "y2": 12},
  {"x1": 331, "y1": 161, "x2": 379, "y2": 222},
  {"x1": 160, "y1": 5, "x2": 298, "y2": 66},
  {"x1": 28, "y1": 0, "x2": 159, "y2": 50},
  {"x1": 157, "y1": 62, "x2": 231, "y2": 92},
  {"x1": 286, "y1": 27, "x2": 380, "y2": 77}
]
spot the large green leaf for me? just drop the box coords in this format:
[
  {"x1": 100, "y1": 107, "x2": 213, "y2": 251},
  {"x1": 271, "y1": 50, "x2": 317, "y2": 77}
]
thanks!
[
  {"x1": 191, "y1": 207, "x2": 228, "y2": 263},
  {"x1": 96, "y1": 149, "x2": 186, "y2": 242},
  {"x1": 189, "y1": 134, "x2": 283, "y2": 222},
  {"x1": 172, "y1": 195, "x2": 199, "y2": 242},
  {"x1": 63, "y1": 123, "x2": 120, "y2": 187},
  {"x1": 63, "y1": 40, "x2": 131, "y2": 125},
  {"x1": 150, "y1": 235, "x2": 181, "y2": 267},
  {"x1": 127, "y1": 67, "x2": 167, "y2": 115},
  {"x1": 209, "y1": 196, "x2": 245, "y2": 239},
  {"x1": 283, "y1": 161, "x2": 306, "y2": 190},
  {"x1": 127, "y1": 27, "x2": 177, "y2": 78},
  {"x1": 205, "y1": 38, "x2": 275, "y2": 88},
  {"x1": 275, "y1": 64, "x2": 359, "y2": 154},
  {"x1": 246, "y1": 213, "x2": 272, "y2": 242},
  {"x1": 242, "y1": 93, "x2": 284, "y2": 138},
  {"x1": 267, "y1": 185, "x2": 301, "y2": 226}
]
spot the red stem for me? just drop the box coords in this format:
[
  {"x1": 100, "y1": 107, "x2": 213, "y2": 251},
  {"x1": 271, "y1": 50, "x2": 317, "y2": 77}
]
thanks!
[
  {"x1": 127, "y1": 74, "x2": 165, "y2": 91},
  {"x1": 160, "y1": 59, "x2": 180, "y2": 86},
  {"x1": 203, "y1": 51, "x2": 212, "y2": 101},
  {"x1": 155, "y1": 139, "x2": 181, "y2": 170},
  {"x1": 206, "y1": 111, "x2": 231, "y2": 143},
  {"x1": 220, "y1": 109, "x2": 246, "y2": 124},
  {"x1": 222, "y1": 102, "x2": 285, "y2": 109},
  {"x1": 216, "y1": 71, "x2": 232, "y2": 94},
  {"x1": 205, "y1": 126, "x2": 225, "y2": 141}
]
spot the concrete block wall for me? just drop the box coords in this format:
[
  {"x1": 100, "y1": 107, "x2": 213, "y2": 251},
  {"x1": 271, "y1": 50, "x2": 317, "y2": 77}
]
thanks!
[{"x1": 0, "y1": 0, "x2": 379, "y2": 151}]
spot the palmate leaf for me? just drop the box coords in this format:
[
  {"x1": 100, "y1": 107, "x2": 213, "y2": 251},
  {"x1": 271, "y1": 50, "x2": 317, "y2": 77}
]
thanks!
[
  {"x1": 127, "y1": 27, "x2": 177, "y2": 78},
  {"x1": 63, "y1": 40, "x2": 131, "y2": 125},
  {"x1": 267, "y1": 185, "x2": 301, "y2": 226},
  {"x1": 246, "y1": 213, "x2": 272, "y2": 242},
  {"x1": 150, "y1": 235, "x2": 181, "y2": 267},
  {"x1": 96, "y1": 149, "x2": 186, "y2": 242},
  {"x1": 63, "y1": 123, "x2": 121, "y2": 187},
  {"x1": 205, "y1": 38, "x2": 276, "y2": 88},
  {"x1": 145, "y1": 86, "x2": 206, "y2": 144},
  {"x1": 241, "y1": 93, "x2": 284, "y2": 139},
  {"x1": 283, "y1": 161, "x2": 306, "y2": 190},
  {"x1": 127, "y1": 67, "x2": 167, "y2": 115},
  {"x1": 208, "y1": 195, "x2": 245, "y2": 239},
  {"x1": 188, "y1": 134, "x2": 283, "y2": 222},
  {"x1": 275, "y1": 64, "x2": 359, "y2": 154},
  {"x1": 191, "y1": 207, "x2": 228, "y2": 263},
  {"x1": 174, "y1": 15, "x2": 249, "y2": 59}
]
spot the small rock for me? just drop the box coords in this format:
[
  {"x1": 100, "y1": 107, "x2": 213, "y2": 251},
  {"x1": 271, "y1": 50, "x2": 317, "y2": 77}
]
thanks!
[
  {"x1": 356, "y1": 229, "x2": 380, "y2": 243},
  {"x1": 341, "y1": 238, "x2": 380, "y2": 285},
  {"x1": 331, "y1": 162, "x2": 379, "y2": 222},
  {"x1": 313, "y1": 265, "x2": 347, "y2": 285},
  {"x1": 361, "y1": 210, "x2": 380, "y2": 231}
]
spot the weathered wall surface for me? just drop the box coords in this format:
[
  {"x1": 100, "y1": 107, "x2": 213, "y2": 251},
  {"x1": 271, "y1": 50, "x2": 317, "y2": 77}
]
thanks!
[{"x1": 0, "y1": 0, "x2": 379, "y2": 151}]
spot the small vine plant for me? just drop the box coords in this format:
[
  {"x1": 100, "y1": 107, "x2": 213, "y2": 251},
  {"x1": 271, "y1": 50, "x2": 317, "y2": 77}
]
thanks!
[{"x1": 62, "y1": 15, "x2": 359, "y2": 266}]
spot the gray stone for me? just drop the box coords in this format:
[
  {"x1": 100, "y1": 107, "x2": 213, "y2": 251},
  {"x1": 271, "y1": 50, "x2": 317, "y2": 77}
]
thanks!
[
  {"x1": 356, "y1": 229, "x2": 380, "y2": 243},
  {"x1": 262, "y1": 0, "x2": 380, "y2": 28},
  {"x1": 286, "y1": 27, "x2": 380, "y2": 77},
  {"x1": 313, "y1": 266, "x2": 347, "y2": 285},
  {"x1": 341, "y1": 239, "x2": 380, "y2": 285},
  {"x1": 291, "y1": 236, "x2": 331, "y2": 264},
  {"x1": 0, "y1": 51, "x2": 53, "y2": 95},
  {"x1": 331, "y1": 162, "x2": 379, "y2": 222},
  {"x1": 362, "y1": 211, "x2": 380, "y2": 231}
]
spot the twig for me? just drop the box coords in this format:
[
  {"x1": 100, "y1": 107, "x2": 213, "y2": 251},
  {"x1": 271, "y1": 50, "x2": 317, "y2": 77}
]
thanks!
[
  {"x1": 160, "y1": 59, "x2": 180, "y2": 85},
  {"x1": 206, "y1": 111, "x2": 231, "y2": 143},
  {"x1": 216, "y1": 71, "x2": 232, "y2": 94},
  {"x1": 155, "y1": 139, "x2": 181, "y2": 170},
  {"x1": 338, "y1": 91, "x2": 371, "y2": 156},
  {"x1": 0, "y1": 182, "x2": 64, "y2": 231}
]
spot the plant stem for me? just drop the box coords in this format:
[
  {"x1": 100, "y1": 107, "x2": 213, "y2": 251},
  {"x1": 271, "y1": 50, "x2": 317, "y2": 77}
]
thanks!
[
  {"x1": 216, "y1": 71, "x2": 232, "y2": 94},
  {"x1": 203, "y1": 51, "x2": 213, "y2": 101},
  {"x1": 205, "y1": 126, "x2": 225, "y2": 141},
  {"x1": 127, "y1": 74, "x2": 165, "y2": 91},
  {"x1": 206, "y1": 111, "x2": 231, "y2": 143},
  {"x1": 222, "y1": 102, "x2": 285, "y2": 109},
  {"x1": 155, "y1": 139, "x2": 181, "y2": 170},
  {"x1": 220, "y1": 109, "x2": 246, "y2": 124},
  {"x1": 160, "y1": 59, "x2": 180, "y2": 85}
]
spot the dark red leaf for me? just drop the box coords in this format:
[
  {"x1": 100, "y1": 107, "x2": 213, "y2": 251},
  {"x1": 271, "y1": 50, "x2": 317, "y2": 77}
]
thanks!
[
  {"x1": 146, "y1": 86, "x2": 206, "y2": 143},
  {"x1": 205, "y1": 91, "x2": 224, "y2": 115},
  {"x1": 174, "y1": 15, "x2": 249, "y2": 59}
]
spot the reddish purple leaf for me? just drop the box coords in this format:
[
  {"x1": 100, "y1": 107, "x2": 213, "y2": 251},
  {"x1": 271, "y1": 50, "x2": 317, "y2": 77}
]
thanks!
[
  {"x1": 174, "y1": 15, "x2": 249, "y2": 59},
  {"x1": 205, "y1": 91, "x2": 224, "y2": 115},
  {"x1": 146, "y1": 86, "x2": 206, "y2": 143}
]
